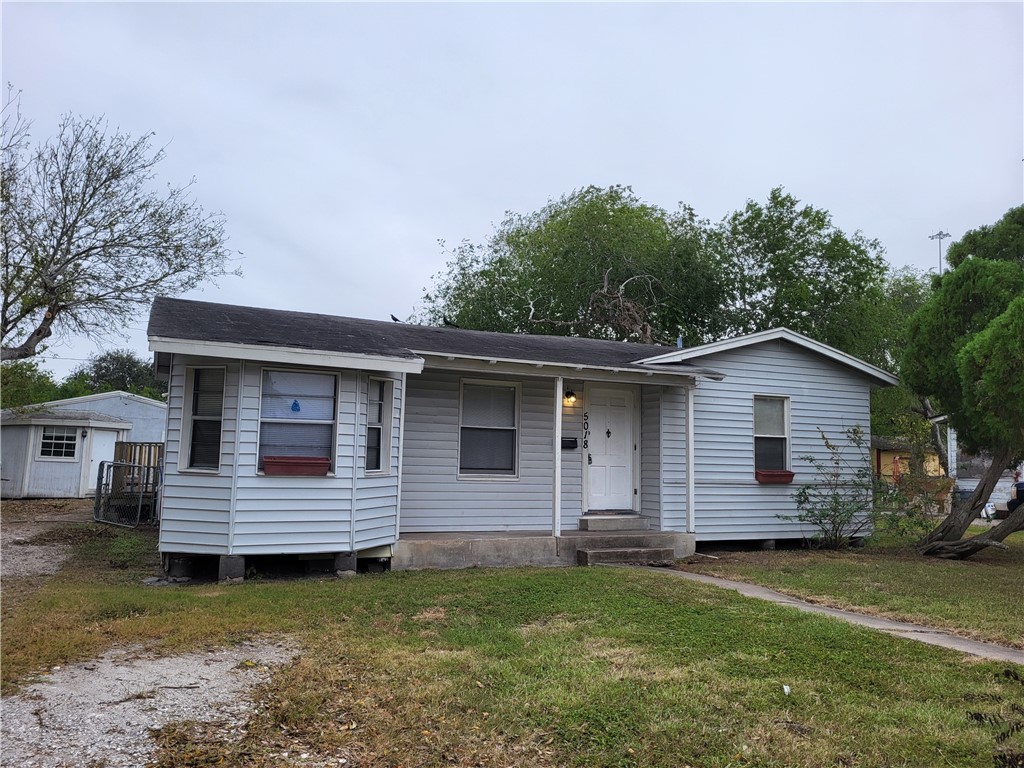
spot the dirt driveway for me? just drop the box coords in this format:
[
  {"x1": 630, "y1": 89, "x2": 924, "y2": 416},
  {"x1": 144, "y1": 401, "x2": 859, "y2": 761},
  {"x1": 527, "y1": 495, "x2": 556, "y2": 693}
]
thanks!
[
  {"x1": 1, "y1": 497, "x2": 95, "y2": 581},
  {"x1": 0, "y1": 499, "x2": 302, "y2": 768}
]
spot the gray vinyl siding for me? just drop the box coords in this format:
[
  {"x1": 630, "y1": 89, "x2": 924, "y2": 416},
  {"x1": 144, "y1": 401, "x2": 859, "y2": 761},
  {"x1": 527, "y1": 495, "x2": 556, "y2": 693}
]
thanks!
[
  {"x1": 559, "y1": 379, "x2": 584, "y2": 530},
  {"x1": 661, "y1": 386, "x2": 689, "y2": 531},
  {"x1": 689, "y1": 341, "x2": 873, "y2": 541},
  {"x1": 159, "y1": 356, "x2": 236, "y2": 554},
  {"x1": 353, "y1": 374, "x2": 403, "y2": 551},
  {"x1": 400, "y1": 371, "x2": 557, "y2": 532},
  {"x1": 639, "y1": 386, "x2": 661, "y2": 528},
  {"x1": 160, "y1": 357, "x2": 406, "y2": 556},
  {"x1": 231, "y1": 365, "x2": 356, "y2": 555}
]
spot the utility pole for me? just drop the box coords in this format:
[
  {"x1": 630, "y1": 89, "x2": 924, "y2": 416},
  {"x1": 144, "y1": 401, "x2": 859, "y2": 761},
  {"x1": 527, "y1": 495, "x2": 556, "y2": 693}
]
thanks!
[{"x1": 929, "y1": 230, "x2": 951, "y2": 274}]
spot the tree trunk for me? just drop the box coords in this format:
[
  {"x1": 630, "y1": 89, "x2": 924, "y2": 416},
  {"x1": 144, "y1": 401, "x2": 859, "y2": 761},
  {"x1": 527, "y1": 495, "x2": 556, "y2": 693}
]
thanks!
[
  {"x1": 918, "y1": 444, "x2": 1015, "y2": 548},
  {"x1": 921, "y1": 397, "x2": 950, "y2": 477},
  {"x1": 919, "y1": 503, "x2": 1024, "y2": 559}
]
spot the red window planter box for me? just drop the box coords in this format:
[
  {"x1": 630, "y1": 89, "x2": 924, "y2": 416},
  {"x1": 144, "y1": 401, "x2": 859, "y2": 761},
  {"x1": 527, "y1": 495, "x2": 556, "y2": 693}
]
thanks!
[
  {"x1": 755, "y1": 469, "x2": 795, "y2": 484},
  {"x1": 262, "y1": 456, "x2": 332, "y2": 476}
]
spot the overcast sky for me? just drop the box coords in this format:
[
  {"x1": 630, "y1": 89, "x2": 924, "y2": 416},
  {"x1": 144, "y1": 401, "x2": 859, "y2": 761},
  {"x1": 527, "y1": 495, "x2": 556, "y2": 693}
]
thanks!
[{"x1": 3, "y1": 1, "x2": 1022, "y2": 378}]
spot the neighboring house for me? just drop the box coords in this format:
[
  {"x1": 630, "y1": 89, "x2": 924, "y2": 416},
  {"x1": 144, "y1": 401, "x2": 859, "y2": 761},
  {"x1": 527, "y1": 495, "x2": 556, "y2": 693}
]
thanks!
[
  {"x1": 871, "y1": 435, "x2": 944, "y2": 482},
  {"x1": 1, "y1": 392, "x2": 167, "y2": 499},
  {"x1": 148, "y1": 297, "x2": 898, "y2": 575}
]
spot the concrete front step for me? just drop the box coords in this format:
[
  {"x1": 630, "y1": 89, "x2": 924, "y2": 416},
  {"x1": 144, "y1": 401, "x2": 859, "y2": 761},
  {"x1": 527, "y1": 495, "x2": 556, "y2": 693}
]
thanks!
[
  {"x1": 559, "y1": 531, "x2": 676, "y2": 551},
  {"x1": 577, "y1": 514, "x2": 648, "y2": 532},
  {"x1": 577, "y1": 547, "x2": 676, "y2": 567}
]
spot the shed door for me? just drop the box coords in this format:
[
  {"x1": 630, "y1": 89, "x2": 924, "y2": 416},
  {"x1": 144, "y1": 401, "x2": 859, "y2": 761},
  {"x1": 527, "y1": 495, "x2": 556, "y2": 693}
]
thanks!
[
  {"x1": 87, "y1": 430, "x2": 118, "y2": 492},
  {"x1": 586, "y1": 387, "x2": 635, "y2": 511}
]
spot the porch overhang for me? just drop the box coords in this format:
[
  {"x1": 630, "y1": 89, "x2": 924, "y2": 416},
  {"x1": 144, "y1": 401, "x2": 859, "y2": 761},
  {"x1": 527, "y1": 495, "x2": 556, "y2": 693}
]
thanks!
[{"x1": 416, "y1": 352, "x2": 723, "y2": 386}]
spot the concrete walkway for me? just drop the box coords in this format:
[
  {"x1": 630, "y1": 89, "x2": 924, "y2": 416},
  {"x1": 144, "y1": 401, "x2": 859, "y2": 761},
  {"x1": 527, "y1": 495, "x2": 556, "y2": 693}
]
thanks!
[{"x1": 628, "y1": 566, "x2": 1024, "y2": 664}]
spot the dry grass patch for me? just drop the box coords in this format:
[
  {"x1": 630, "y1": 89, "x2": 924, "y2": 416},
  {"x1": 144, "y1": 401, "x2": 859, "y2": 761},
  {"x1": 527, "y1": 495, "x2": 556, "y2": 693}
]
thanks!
[
  {"x1": 152, "y1": 629, "x2": 557, "y2": 768},
  {"x1": 411, "y1": 606, "x2": 448, "y2": 622},
  {"x1": 517, "y1": 614, "x2": 591, "y2": 637}
]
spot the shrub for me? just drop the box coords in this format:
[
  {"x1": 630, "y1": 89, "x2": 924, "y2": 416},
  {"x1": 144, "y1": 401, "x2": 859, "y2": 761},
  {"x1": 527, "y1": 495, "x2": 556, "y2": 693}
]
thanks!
[{"x1": 784, "y1": 426, "x2": 875, "y2": 548}]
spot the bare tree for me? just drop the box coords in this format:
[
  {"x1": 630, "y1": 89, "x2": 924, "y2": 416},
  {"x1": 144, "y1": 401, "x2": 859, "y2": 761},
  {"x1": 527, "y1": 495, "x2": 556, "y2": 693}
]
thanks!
[{"x1": 1, "y1": 96, "x2": 238, "y2": 361}]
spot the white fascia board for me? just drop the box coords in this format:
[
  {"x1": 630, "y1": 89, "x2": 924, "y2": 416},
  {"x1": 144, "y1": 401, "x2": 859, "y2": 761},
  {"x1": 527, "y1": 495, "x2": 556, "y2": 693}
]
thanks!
[
  {"x1": 416, "y1": 352, "x2": 704, "y2": 385},
  {"x1": 634, "y1": 328, "x2": 900, "y2": 387},
  {"x1": 2, "y1": 416, "x2": 131, "y2": 429},
  {"x1": 35, "y1": 391, "x2": 167, "y2": 411},
  {"x1": 149, "y1": 337, "x2": 425, "y2": 374}
]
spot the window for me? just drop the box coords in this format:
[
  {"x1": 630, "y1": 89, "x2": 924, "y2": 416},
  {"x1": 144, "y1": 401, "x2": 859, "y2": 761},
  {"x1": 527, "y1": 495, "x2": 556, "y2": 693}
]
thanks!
[
  {"x1": 40, "y1": 426, "x2": 77, "y2": 458},
  {"x1": 365, "y1": 378, "x2": 393, "y2": 473},
  {"x1": 188, "y1": 368, "x2": 225, "y2": 469},
  {"x1": 754, "y1": 396, "x2": 789, "y2": 471},
  {"x1": 459, "y1": 381, "x2": 518, "y2": 476},
  {"x1": 258, "y1": 370, "x2": 337, "y2": 470}
]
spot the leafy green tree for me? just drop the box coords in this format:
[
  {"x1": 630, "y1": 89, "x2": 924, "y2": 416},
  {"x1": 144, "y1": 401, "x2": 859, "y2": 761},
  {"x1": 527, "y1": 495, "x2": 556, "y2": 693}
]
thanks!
[
  {"x1": 423, "y1": 186, "x2": 893, "y2": 362},
  {"x1": 1, "y1": 91, "x2": 238, "y2": 361},
  {"x1": 946, "y1": 205, "x2": 1024, "y2": 269},
  {"x1": 708, "y1": 188, "x2": 890, "y2": 363},
  {"x1": 902, "y1": 206, "x2": 1024, "y2": 558},
  {"x1": 866, "y1": 268, "x2": 954, "y2": 473},
  {"x1": 58, "y1": 349, "x2": 165, "y2": 401},
  {"x1": 421, "y1": 186, "x2": 729, "y2": 345},
  {"x1": 0, "y1": 359, "x2": 58, "y2": 408},
  {"x1": 958, "y1": 296, "x2": 1024, "y2": 446}
]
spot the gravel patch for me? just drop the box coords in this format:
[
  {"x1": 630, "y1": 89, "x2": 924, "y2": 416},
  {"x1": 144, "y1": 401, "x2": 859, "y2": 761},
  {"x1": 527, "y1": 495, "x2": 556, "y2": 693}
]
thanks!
[
  {"x1": 1, "y1": 538, "x2": 72, "y2": 579},
  {"x1": 1, "y1": 499, "x2": 93, "y2": 580},
  {"x1": 0, "y1": 639, "x2": 298, "y2": 768}
]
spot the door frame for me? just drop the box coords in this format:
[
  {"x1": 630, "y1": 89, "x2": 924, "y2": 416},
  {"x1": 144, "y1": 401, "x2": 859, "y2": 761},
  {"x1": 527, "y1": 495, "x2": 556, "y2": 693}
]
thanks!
[{"x1": 582, "y1": 382, "x2": 641, "y2": 513}]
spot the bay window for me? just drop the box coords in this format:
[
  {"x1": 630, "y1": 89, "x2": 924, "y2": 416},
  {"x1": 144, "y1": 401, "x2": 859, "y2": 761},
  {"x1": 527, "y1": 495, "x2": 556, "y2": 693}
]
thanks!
[{"x1": 259, "y1": 370, "x2": 337, "y2": 471}]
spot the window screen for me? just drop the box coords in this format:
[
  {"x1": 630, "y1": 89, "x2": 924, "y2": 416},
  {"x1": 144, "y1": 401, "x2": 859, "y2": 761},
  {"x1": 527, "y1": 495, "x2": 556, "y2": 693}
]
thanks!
[
  {"x1": 259, "y1": 370, "x2": 336, "y2": 469},
  {"x1": 189, "y1": 368, "x2": 224, "y2": 469},
  {"x1": 40, "y1": 426, "x2": 77, "y2": 458},
  {"x1": 754, "y1": 396, "x2": 788, "y2": 471},
  {"x1": 460, "y1": 383, "x2": 517, "y2": 475}
]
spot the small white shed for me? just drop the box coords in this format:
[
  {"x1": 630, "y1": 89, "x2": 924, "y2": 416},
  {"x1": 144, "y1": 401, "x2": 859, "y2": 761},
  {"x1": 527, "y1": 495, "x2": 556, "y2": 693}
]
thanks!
[{"x1": 0, "y1": 392, "x2": 167, "y2": 499}]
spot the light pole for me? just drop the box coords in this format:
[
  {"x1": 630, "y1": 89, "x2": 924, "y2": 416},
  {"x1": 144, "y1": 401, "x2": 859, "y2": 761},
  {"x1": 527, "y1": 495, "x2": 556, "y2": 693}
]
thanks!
[{"x1": 929, "y1": 230, "x2": 951, "y2": 274}]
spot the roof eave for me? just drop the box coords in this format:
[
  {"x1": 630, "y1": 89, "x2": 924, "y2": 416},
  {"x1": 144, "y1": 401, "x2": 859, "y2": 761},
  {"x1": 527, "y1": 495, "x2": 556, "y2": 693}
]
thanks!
[
  {"x1": 634, "y1": 328, "x2": 899, "y2": 387},
  {"x1": 149, "y1": 336, "x2": 425, "y2": 374},
  {"x1": 1, "y1": 414, "x2": 132, "y2": 428},
  {"x1": 418, "y1": 352, "x2": 722, "y2": 383}
]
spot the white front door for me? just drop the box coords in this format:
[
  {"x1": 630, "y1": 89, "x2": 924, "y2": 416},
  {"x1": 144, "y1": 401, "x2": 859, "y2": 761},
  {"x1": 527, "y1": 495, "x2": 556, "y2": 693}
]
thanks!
[{"x1": 586, "y1": 387, "x2": 636, "y2": 511}]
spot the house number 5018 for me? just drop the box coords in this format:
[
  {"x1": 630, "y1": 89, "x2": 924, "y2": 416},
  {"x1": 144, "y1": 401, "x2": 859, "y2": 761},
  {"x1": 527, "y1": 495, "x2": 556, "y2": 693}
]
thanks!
[{"x1": 582, "y1": 411, "x2": 590, "y2": 449}]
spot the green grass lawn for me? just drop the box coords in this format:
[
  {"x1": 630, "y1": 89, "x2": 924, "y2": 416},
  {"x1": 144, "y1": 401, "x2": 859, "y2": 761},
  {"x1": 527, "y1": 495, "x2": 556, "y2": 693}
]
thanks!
[
  {"x1": 680, "y1": 529, "x2": 1024, "y2": 650},
  {"x1": 2, "y1": 524, "x2": 1023, "y2": 767}
]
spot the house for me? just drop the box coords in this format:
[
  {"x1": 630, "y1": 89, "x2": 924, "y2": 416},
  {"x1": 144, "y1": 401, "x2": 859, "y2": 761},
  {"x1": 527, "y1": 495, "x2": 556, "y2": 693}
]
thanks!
[
  {"x1": 147, "y1": 297, "x2": 898, "y2": 577},
  {"x1": 1, "y1": 391, "x2": 167, "y2": 499},
  {"x1": 871, "y1": 435, "x2": 945, "y2": 483}
]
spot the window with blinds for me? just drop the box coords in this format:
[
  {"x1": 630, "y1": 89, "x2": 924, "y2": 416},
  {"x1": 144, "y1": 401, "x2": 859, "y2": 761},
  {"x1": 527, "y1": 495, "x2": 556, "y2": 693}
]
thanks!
[
  {"x1": 365, "y1": 378, "x2": 393, "y2": 473},
  {"x1": 188, "y1": 368, "x2": 225, "y2": 469},
  {"x1": 459, "y1": 381, "x2": 518, "y2": 476},
  {"x1": 754, "y1": 396, "x2": 789, "y2": 471},
  {"x1": 40, "y1": 426, "x2": 77, "y2": 458},
  {"x1": 258, "y1": 370, "x2": 337, "y2": 470}
]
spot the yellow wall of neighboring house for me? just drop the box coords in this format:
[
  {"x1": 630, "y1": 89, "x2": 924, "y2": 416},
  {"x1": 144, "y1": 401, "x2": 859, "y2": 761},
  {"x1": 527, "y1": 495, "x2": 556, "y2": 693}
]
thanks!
[{"x1": 876, "y1": 449, "x2": 944, "y2": 481}]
